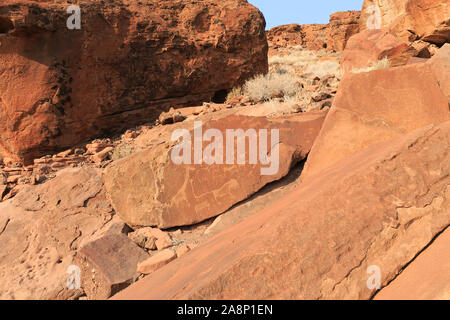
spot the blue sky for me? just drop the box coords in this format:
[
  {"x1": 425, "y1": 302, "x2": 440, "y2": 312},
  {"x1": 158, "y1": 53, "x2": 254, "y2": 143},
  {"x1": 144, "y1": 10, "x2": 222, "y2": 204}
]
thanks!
[{"x1": 248, "y1": 0, "x2": 363, "y2": 29}]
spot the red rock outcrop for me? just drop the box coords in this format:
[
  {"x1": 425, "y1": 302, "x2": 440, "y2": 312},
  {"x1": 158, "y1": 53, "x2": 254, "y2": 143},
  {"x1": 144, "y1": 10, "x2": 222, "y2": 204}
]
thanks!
[
  {"x1": 266, "y1": 24, "x2": 304, "y2": 48},
  {"x1": 327, "y1": 11, "x2": 361, "y2": 52},
  {"x1": 266, "y1": 23, "x2": 329, "y2": 50},
  {"x1": 267, "y1": 11, "x2": 360, "y2": 51},
  {"x1": 302, "y1": 47, "x2": 450, "y2": 181},
  {"x1": 0, "y1": 0, "x2": 268, "y2": 164},
  {"x1": 341, "y1": 29, "x2": 416, "y2": 72},
  {"x1": 300, "y1": 24, "x2": 329, "y2": 50},
  {"x1": 112, "y1": 121, "x2": 450, "y2": 299},
  {"x1": 0, "y1": 167, "x2": 115, "y2": 299},
  {"x1": 360, "y1": 0, "x2": 450, "y2": 44},
  {"x1": 103, "y1": 112, "x2": 326, "y2": 229}
]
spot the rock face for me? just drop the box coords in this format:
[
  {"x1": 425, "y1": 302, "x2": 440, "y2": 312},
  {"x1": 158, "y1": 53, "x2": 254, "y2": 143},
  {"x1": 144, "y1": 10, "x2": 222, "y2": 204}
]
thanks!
[
  {"x1": 266, "y1": 24, "x2": 304, "y2": 48},
  {"x1": 429, "y1": 44, "x2": 450, "y2": 102},
  {"x1": 0, "y1": 0, "x2": 268, "y2": 164},
  {"x1": 103, "y1": 112, "x2": 326, "y2": 229},
  {"x1": 266, "y1": 11, "x2": 360, "y2": 51},
  {"x1": 341, "y1": 29, "x2": 416, "y2": 72},
  {"x1": 266, "y1": 23, "x2": 329, "y2": 50},
  {"x1": 360, "y1": 0, "x2": 450, "y2": 44},
  {"x1": 302, "y1": 50, "x2": 450, "y2": 181},
  {"x1": 112, "y1": 121, "x2": 450, "y2": 300},
  {"x1": 374, "y1": 227, "x2": 450, "y2": 300},
  {"x1": 327, "y1": 11, "x2": 361, "y2": 52},
  {"x1": 300, "y1": 24, "x2": 329, "y2": 50},
  {"x1": 0, "y1": 167, "x2": 115, "y2": 299},
  {"x1": 75, "y1": 233, "x2": 149, "y2": 300}
]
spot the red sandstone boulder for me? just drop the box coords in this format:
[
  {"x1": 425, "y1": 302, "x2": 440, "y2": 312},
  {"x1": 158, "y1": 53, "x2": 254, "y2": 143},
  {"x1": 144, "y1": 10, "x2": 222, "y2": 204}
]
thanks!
[
  {"x1": 341, "y1": 29, "x2": 416, "y2": 72},
  {"x1": 302, "y1": 52, "x2": 450, "y2": 181},
  {"x1": 112, "y1": 121, "x2": 450, "y2": 299},
  {"x1": 360, "y1": 0, "x2": 450, "y2": 45},
  {"x1": 0, "y1": 0, "x2": 268, "y2": 164},
  {"x1": 266, "y1": 24, "x2": 303, "y2": 48},
  {"x1": 75, "y1": 233, "x2": 149, "y2": 299},
  {"x1": 103, "y1": 112, "x2": 326, "y2": 229},
  {"x1": 327, "y1": 11, "x2": 361, "y2": 52}
]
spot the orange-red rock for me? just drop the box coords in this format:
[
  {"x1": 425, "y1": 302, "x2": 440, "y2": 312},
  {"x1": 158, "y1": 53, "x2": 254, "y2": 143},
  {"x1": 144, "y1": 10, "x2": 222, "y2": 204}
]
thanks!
[
  {"x1": 75, "y1": 233, "x2": 149, "y2": 299},
  {"x1": 103, "y1": 112, "x2": 326, "y2": 229},
  {"x1": 341, "y1": 29, "x2": 416, "y2": 72},
  {"x1": 267, "y1": 11, "x2": 360, "y2": 52},
  {"x1": 266, "y1": 24, "x2": 304, "y2": 48},
  {"x1": 302, "y1": 54, "x2": 450, "y2": 181},
  {"x1": 360, "y1": 0, "x2": 450, "y2": 44},
  {"x1": 300, "y1": 24, "x2": 329, "y2": 50},
  {"x1": 0, "y1": 0, "x2": 268, "y2": 164},
  {"x1": 0, "y1": 167, "x2": 114, "y2": 299},
  {"x1": 137, "y1": 249, "x2": 177, "y2": 275},
  {"x1": 374, "y1": 228, "x2": 450, "y2": 300},
  {"x1": 112, "y1": 121, "x2": 450, "y2": 300},
  {"x1": 428, "y1": 44, "x2": 450, "y2": 102},
  {"x1": 267, "y1": 23, "x2": 328, "y2": 51},
  {"x1": 327, "y1": 11, "x2": 361, "y2": 52}
]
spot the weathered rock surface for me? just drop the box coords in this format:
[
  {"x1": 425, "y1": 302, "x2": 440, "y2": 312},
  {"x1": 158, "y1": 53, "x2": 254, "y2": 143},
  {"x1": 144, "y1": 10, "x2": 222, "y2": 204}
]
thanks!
[
  {"x1": 341, "y1": 29, "x2": 416, "y2": 72},
  {"x1": 429, "y1": 43, "x2": 450, "y2": 102},
  {"x1": 0, "y1": 167, "x2": 114, "y2": 299},
  {"x1": 302, "y1": 51, "x2": 450, "y2": 181},
  {"x1": 374, "y1": 227, "x2": 450, "y2": 300},
  {"x1": 0, "y1": 0, "x2": 268, "y2": 164},
  {"x1": 75, "y1": 233, "x2": 149, "y2": 300},
  {"x1": 112, "y1": 121, "x2": 450, "y2": 299},
  {"x1": 267, "y1": 11, "x2": 360, "y2": 52},
  {"x1": 103, "y1": 112, "x2": 326, "y2": 229},
  {"x1": 266, "y1": 24, "x2": 304, "y2": 48},
  {"x1": 360, "y1": 0, "x2": 450, "y2": 44},
  {"x1": 327, "y1": 11, "x2": 361, "y2": 52},
  {"x1": 137, "y1": 249, "x2": 177, "y2": 275}
]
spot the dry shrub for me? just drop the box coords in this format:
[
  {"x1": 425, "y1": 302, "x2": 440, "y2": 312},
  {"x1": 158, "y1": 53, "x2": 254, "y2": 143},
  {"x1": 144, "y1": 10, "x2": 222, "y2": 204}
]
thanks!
[
  {"x1": 110, "y1": 142, "x2": 134, "y2": 161},
  {"x1": 305, "y1": 60, "x2": 341, "y2": 79},
  {"x1": 243, "y1": 72, "x2": 300, "y2": 102},
  {"x1": 226, "y1": 86, "x2": 243, "y2": 101}
]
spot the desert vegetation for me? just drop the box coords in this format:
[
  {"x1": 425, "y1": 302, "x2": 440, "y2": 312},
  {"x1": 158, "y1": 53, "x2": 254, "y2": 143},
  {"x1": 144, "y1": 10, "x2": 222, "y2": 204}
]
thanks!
[{"x1": 228, "y1": 45, "x2": 341, "y2": 113}]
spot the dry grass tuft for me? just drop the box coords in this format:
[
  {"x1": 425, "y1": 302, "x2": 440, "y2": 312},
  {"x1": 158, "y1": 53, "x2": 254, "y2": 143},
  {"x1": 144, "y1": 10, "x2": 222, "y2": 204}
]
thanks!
[
  {"x1": 226, "y1": 86, "x2": 243, "y2": 101},
  {"x1": 242, "y1": 72, "x2": 300, "y2": 102},
  {"x1": 305, "y1": 60, "x2": 341, "y2": 79}
]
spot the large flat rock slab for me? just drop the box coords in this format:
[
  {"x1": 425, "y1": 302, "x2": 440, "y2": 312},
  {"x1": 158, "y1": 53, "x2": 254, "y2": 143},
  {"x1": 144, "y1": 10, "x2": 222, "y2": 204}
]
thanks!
[
  {"x1": 112, "y1": 121, "x2": 450, "y2": 300},
  {"x1": 374, "y1": 228, "x2": 450, "y2": 300},
  {"x1": 103, "y1": 113, "x2": 326, "y2": 229},
  {"x1": 302, "y1": 47, "x2": 450, "y2": 181}
]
